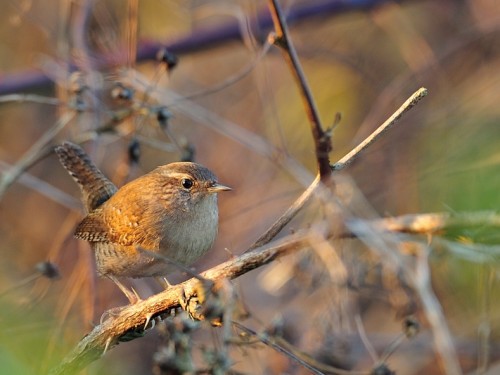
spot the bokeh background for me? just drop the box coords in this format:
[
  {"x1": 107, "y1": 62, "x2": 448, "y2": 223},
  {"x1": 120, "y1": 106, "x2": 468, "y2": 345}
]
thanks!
[{"x1": 0, "y1": 0, "x2": 499, "y2": 374}]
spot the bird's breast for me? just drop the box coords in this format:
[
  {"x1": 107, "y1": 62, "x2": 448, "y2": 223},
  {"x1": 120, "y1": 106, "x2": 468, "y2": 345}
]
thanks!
[{"x1": 159, "y1": 195, "x2": 219, "y2": 266}]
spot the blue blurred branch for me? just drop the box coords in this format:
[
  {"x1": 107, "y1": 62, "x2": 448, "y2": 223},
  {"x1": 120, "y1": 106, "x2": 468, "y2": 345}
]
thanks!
[{"x1": 0, "y1": 0, "x2": 400, "y2": 95}]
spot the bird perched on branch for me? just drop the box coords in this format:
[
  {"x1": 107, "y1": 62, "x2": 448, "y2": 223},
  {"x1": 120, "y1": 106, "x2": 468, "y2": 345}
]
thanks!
[{"x1": 55, "y1": 141, "x2": 230, "y2": 303}]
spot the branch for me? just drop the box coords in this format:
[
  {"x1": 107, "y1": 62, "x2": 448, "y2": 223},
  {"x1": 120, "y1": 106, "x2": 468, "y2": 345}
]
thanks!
[
  {"x1": 248, "y1": 174, "x2": 321, "y2": 250},
  {"x1": 332, "y1": 87, "x2": 428, "y2": 171},
  {"x1": 344, "y1": 211, "x2": 500, "y2": 237},
  {"x1": 248, "y1": 88, "x2": 428, "y2": 250},
  {"x1": 232, "y1": 322, "x2": 326, "y2": 375},
  {"x1": 410, "y1": 247, "x2": 463, "y2": 375},
  {"x1": 268, "y1": 0, "x2": 331, "y2": 179},
  {"x1": 50, "y1": 208, "x2": 500, "y2": 374},
  {"x1": 0, "y1": 0, "x2": 400, "y2": 95},
  {"x1": 0, "y1": 111, "x2": 75, "y2": 199},
  {"x1": 49, "y1": 232, "x2": 311, "y2": 375}
]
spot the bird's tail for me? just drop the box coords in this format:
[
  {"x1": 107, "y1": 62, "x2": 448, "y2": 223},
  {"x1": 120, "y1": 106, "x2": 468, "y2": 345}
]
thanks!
[{"x1": 54, "y1": 141, "x2": 117, "y2": 212}]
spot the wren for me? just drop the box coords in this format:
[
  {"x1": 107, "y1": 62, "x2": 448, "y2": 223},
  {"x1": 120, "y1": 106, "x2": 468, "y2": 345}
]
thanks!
[{"x1": 55, "y1": 141, "x2": 230, "y2": 303}]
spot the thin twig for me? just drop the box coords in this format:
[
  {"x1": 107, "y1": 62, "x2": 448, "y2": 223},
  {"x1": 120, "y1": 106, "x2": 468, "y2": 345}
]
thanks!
[
  {"x1": 0, "y1": 161, "x2": 80, "y2": 209},
  {"x1": 268, "y1": 0, "x2": 331, "y2": 179},
  {"x1": 349, "y1": 215, "x2": 463, "y2": 375},
  {"x1": 332, "y1": 87, "x2": 428, "y2": 171},
  {"x1": 411, "y1": 246, "x2": 463, "y2": 375},
  {"x1": 345, "y1": 211, "x2": 500, "y2": 237},
  {"x1": 272, "y1": 336, "x2": 368, "y2": 375},
  {"x1": 0, "y1": 111, "x2": 75, "y2": 198},
  {"x1": 477, "y1": 265, "x2": 492, "y2": 373},
  {"x1": 0, "y1": 94, "x2": 62, "y2": 106},
  {"x1": 232, "y1": 321, "x2": 326, "y2": 375},
  {"x1": 355, "y1": 314, "x2": 379, "y2": 363},
  {"x1": 248, "y1": 174, "x2": 320, "y2": 251},
  {"x1": 248, "y1": 88, "x2": 428, "y2": 250}
]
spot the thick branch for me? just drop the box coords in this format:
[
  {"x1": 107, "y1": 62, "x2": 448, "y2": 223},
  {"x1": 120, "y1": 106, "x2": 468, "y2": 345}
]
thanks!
[
  {"x1": 50, "y1": 209, "x2": 500, "y2": 374},
  {"x1": 49, "y1": 233, "x2": 310, "y2": 375}
]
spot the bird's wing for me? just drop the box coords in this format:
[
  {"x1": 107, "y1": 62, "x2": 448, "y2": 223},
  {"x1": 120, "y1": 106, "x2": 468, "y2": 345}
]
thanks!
[{"x1": 74, "y1": 202, "x2": 161, "y2": 249}]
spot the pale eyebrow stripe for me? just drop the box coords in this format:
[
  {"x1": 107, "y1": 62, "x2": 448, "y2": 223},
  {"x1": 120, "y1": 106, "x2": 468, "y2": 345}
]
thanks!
[{"x1": 163, "y1": 172, "x2": 192, "y2": 180}]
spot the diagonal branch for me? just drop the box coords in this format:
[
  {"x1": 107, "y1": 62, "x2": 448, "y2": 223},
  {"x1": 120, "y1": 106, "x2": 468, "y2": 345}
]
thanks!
[
  {"x1": 49, "y1": 232, "x2": 312, "y2": 375},
  {"x1": 49, "y1": 208, "x2": 500, "y2": 374},
  {"x1": 332, "y1": 87, "x2": 428, "y2": 171},
  {"x1": 268, "y1": 0, "x2": 332, "y2": 179},
  {"x1": 249, "y1": 87, "x2": 428, "y2": 250}
]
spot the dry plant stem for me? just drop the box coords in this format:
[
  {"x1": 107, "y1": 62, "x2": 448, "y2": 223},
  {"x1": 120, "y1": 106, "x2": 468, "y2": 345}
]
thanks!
[
  {"x1": 351, "y1": 221, "x2": 461, "y2": 375},
  {"x1": 49, "y1": 233, "x2": 311, "y2": 375},
  {"x1": 234, "y1": 322, "x2": 368, "y2": 375},
  {"x1": 411, "y1": 247, "x2": 463, "y2": 375},
  {"x1": 345, "y1": 211, "x2": 500, "y2": 237},
  {"x1": 0, "y1": 111, "x2": 75, "y2": 198},
  {"x1": 249, "y1": 88, "x2": 428, "y2": 250},
  {"x1": 0, "y1": 94, "x2": 61, "y2": 106},
  {"x1": 267, "y1": 0, "x2": 331, "y2": 179},
  {"x1": 273, "y1": 336, "x2": 368, "y2": 375},
  {"x1": 49, "y1": 208, "x2": 500, "y2": 374},
  {"x1": 0, "y1": 161, "x2": 80, "y2": 209},
  {"x1": 355, "y1": 314, "x2": 379, "y2": 363},
  {"x1": 332, "y1": 87, "x2": 428, "y2": 171},
  {"x1": 232, "y1": 322, "x2": 326, "y2": 375},
  {"x1": 248, "y1": 174, "x2": 321, "y2": 250},
  {"x1": 477, "y1": 265, "x2": 492, "y2": 373}
]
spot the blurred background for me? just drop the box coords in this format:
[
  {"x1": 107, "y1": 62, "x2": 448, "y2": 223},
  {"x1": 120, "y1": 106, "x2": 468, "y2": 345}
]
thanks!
[{"x1": 0, "y1": 0, "x2": 499, "y2": 374}]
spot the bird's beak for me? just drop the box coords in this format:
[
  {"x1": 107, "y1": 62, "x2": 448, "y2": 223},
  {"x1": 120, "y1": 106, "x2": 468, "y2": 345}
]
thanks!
[{"x1": 208, "y1": 183, "x2": 232, "y2": 193}]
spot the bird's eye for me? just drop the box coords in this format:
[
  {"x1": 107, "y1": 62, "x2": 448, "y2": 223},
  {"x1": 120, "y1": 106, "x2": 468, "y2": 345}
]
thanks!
[{"x1": 181, "y1": 178, "x2": 194, "y2": 190}]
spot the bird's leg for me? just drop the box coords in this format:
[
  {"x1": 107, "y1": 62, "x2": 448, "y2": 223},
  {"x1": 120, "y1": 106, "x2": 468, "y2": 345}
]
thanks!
[{"x1": 108, "y1": 275, "x2": 140, "y2": 304}]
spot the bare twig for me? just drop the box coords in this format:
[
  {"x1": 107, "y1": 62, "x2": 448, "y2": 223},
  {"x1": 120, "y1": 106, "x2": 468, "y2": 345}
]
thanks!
[
  {"x1": 268, "y1": 0, "x2": 331, "y2": 179},
  {"x1": 355, "y1": 314, "x2": 379, "y2": 363},
  {"x1": 232, "y1": 321, "x2": 327, "y2": 375},
  {"x1": 348, "y1": 214, "x2": 463, "y2": 375},
  {"x1": 0, "y1": 94, "x2": 62, "y2": 106},
  {"x1": 248, "y1": 174, "x2": 321, "y2": 250},
  {"x1": 0, "y1": 111, "x2": 75, "y2": 198},
  {"x1": 332, "y1": 87, "x2": 428, "y2": 171},
  {"x1": 0, "y1": 161, "x2": 80, "y2": 209},
  {"x1": 248, "y1": 88, "x2": 428, "y2": 250},
  {"x1": 410, "y1": 246, "x2": 463, "y2": 375},
  {"x1": 345, "y1": 211, "x2": 500, "y2": 237},
  {"x1": 477, "y1": 265, "x2": 492, "y2": 373}
]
